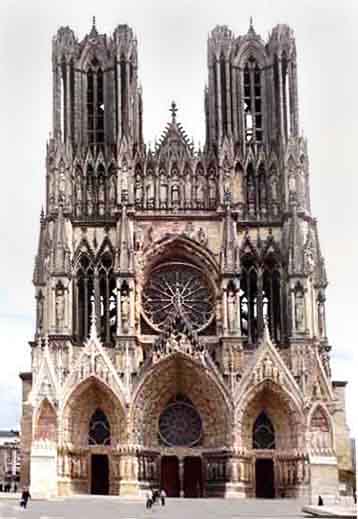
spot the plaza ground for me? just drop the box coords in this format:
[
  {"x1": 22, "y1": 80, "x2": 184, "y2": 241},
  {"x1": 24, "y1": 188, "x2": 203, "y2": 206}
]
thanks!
[{"x1": 0, "y1": 496, "x2": 347, "y2": 519}]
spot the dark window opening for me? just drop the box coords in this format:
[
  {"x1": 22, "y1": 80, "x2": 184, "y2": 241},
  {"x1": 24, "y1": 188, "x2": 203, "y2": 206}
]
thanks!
[
  {"x1": 253, "y1": 411, "x2": 275, "y2": 449},
  {"x1": 89, "y1": 409, "x2": 111, "y2": 446}
]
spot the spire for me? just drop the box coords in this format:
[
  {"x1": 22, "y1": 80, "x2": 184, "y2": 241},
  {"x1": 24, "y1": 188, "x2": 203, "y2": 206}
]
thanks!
[
  {"x1": 33, "y1": 210, "x2": 48, "y2": 285},
  {"x1": 220, "y1": 205, "x2": 240, "y2": 273},
  {"x1": 248, "y1": 16, "x2": 256, "y2": 35},
  {"x1": 52, "y1": 204, "x2": 69, "y2": 275},
  {"x1": 116, "y1": 205, "x2": 134, "y2": 274},
  {"x1": 89, "y1": 16, "x2": 98, "y2": 38}
]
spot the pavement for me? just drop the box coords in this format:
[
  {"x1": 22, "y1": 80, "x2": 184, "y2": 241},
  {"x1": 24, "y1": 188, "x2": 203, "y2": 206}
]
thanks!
[
  {"x1": 0, "y1": 496, "x2": 356, "y2": 519},
  {"x1": 302, "y1": 504, "x2": 357, "y2": 518}
]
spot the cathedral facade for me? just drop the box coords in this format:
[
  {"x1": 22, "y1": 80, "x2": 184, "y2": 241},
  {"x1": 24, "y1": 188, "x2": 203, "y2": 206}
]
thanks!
[{"x1": 20, "y1": 20, "x2": 352, "y2": 500}]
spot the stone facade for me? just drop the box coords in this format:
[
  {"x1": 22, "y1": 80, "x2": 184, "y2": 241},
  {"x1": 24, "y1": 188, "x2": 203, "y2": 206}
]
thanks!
[{"x1": 20, "y1": 19, "x2": 353, "y2": 500}]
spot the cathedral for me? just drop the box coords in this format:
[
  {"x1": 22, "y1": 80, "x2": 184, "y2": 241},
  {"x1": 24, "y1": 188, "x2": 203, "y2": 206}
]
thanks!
[{"x1": 20, "y1": 19, "x2": 353, "y2": 500}]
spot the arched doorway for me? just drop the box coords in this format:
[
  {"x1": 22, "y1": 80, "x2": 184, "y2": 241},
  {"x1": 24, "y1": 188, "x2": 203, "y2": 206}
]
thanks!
[
  {"x1": 161, "y1": 456, "x2": 180, "y2": 497},
  {"x1": 253, "y1": 412, "x2": 276, "y2": 498},
  {"x1": 255, "y1": 459, "x2": 274, "y2": 498},
  {"x1": 91, "y1": 454, "x2": 109, "y2": 495},
  {"x1": 184, "y1": 457, "x2": 203, "y2": 497}
]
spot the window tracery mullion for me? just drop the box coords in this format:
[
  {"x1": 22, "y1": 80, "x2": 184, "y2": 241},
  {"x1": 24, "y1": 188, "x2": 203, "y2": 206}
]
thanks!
[
  {"x1": 247, "y1": 269, "x2": 252, "y2": 343},
  {"x1": 84, "y1": 276, "x2": 89, "y2": 338},
  {"x1": 249, "y1": 66, "x2": 256, "y2": 142},
  {"x1": 105, "y1": 274, "x2": 110, "y2": 343},
  {"x1": 257, "y1": 267, "x2": 264, "y2": 338},
  {"x1": 269, "y1": 271, "x2": 275, "y2": 337}
]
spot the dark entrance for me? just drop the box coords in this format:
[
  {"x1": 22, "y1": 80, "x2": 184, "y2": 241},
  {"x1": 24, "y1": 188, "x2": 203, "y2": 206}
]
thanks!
[
  {"x1": 255, "y1": 458, "x2": 275, "y2": 498},
  {"x1": 161, "y1": 456, "x2": 180, "y2": 497},
  {"x1": 91, "y1": 454, "x2": 109, "y2": 495},
  {"x1": 184, "y1": 457, "x2": 203, "y2": 497}
]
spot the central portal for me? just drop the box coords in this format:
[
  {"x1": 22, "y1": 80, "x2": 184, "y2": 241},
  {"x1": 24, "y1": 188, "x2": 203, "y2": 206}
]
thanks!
[
  {"x1": 184, "y1": 457, "x2": 203, "y2": 497},
  {"x1": 255, "y1": 459, "x2": 275, "y2": 498},
  {"x1": 91, "y1": 454, "x2": 109, "y2": 495},
  {"x1": 161, "y1": 456, "x2": 180, "y2": 497}
]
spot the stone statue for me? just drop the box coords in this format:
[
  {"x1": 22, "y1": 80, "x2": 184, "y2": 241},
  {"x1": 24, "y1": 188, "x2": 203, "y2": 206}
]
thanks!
[
  {"x1": 109, "y1": 175, "x2": 116, "y2": 206},
  {"x1": 208, "y1": 176, "x2": 216, "y2": 205},
  {"x1": 288, "y1": 173, "x2": 296, "y2": 193},
  {"x1": 87, "y1": 184, "x2": 93, "y2": 216},
  {"x1": 121, "y1": 292, "x2": 129, "y2": 333},
  {"x1": 171, "y1": 173, "x2": 180, "y2": 206},
  {"x1": 227, "y1": 288, "x2": 236, "y2": 332},
  {"x1": 159, "y1": 173, "x2": 168, "y2": 207},
  {"x1": 270, "y1": 175, "x2": 278, "y2": 200},
  {"x1": 55, "y1": 290, "x2": 65, "y2": 327},
  {"x1": 185, "y1": 171, "x2": 192, "y2": 207},
  {"x1": 38, "y1": 296, "x2": 44, "y2": 329},
  {"x1": 184, "y1": 221, "x2": 195, "y2": 239},
  {"x1": 197, "y1": 227, "x2": 207, "y2": 246},
  {"x1": 135, "y1": 175, "x2": 143, "y2": 206},
  {"x1": 98, "y1": 177, "x2": 105, "y2": 216},
  {"x1": 146, "y1": 174, "x2": 155, "y2": 207},
  {"x1": 58, "y1": 171, "x2": 66, "y2": 204},
  {"x1": 195, "y1": 175, "x2": 204, "y2": 207},
  {"x1": 295, "y1": 291, "x2": 305, "y2": 332}
]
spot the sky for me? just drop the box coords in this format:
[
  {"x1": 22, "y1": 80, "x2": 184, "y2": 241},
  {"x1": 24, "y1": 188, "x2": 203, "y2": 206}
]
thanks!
[{"x1": 0, "y1": 0, "x2": 357, "y2": 438}]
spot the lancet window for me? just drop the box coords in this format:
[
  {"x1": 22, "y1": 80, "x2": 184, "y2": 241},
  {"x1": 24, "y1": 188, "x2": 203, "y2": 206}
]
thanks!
[
  {"x1": 243, "y1": 57, "x2": 263, "y2": 144},
  {"x1": 240, "y1": 253, "x2": 282, "y2": 344},
  {"x1": 253, "y1": 411, "x2": 275, "y2": 449},
  {"x1": 74, "y1": 251, "x2": 117, "y2": 345},
  {"x1": 87, "y1": 61, "x2": 105, "y2": 146},
  {"x1": 88, "y1": 408, "x2": 111, "y2": 446}
]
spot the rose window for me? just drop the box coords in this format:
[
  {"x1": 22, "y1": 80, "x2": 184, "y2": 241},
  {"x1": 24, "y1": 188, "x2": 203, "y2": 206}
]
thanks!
[
  {"x1": 142, "y1": 262, "x2": 215, "y2": 332},
  {"x1": 159, "y1": 401, "x2": 202, "y2": 447}
]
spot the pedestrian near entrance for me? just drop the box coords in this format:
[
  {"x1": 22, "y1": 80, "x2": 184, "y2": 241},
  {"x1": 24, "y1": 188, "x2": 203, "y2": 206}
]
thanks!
[
  {"x1": 160, "y1": 488, "x2": 166, "y2": 506},
  {"x1": 20, "y1": 487, "x2": 31, "y2": 509},
  {"x1": 145, "y1": 491, "x2": 152, "y2": 509}
]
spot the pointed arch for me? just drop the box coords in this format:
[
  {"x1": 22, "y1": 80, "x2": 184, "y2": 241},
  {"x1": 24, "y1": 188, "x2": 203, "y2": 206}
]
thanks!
[
  {"x1": 130, "y1": 352, "x2": 233, "y2": 448},
  {"x1": 307, "y1": 402, "x2": 335, "y2": 453},
  {"x1": 237, "y1": 379, "x2": 304, "y2": 451},
  {"x1": 61, "y1": 375, "x2": 126, "y2": 448},
  {"x1": 34, "y1": 398, "x2": 57, "y2": 442}
]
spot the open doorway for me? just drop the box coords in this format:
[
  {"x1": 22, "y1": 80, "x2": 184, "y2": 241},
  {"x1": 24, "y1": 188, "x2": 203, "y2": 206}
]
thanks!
[
  {"x1": 161, "y1": 456, "x2": 180, "y2": 497},
  {"x1": 184, "y1": 457, "x2": 203, "y2": 497},
  {"x1": 91, "y1": 454, "x2": 109, "y2": 495},
  {"x1": 255, "y1": 458, "x2": 275, "y2": 498}
]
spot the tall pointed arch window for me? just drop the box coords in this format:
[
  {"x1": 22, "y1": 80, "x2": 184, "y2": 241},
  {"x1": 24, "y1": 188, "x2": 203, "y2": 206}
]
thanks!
[
  {"x1": 87, "y1": 60, "x2": 105, "y2": 146},
  {"x1": 243, "y1": 57, "x2": 263, "y2": 144},
  {"x1": 88, "y1": 409, "x2": 111, "y2": 446},
  {"x1": 75, "y1": 253, "x2": 94, "y2": 341},
  {"x1": 240, "y1": 253, "x2": 282, "y2": 345},
  {"x1": 98, "y1": 252, "x2": 117, "y2": 345},
  {"x1": 74, "y1": 250, "x2": 117, "y2": 344},
  {"x1": 253, "y1": 411, "x2": 275, "y2": 449}
]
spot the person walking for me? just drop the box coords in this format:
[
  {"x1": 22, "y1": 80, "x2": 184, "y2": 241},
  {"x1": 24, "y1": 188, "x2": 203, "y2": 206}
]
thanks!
[
  {"x1": 20, "y1": 487, "x2": 31, "y2": 509},
  {"x1": 160, "y1": 488, "x2": 166, "y2": 506},
  {"x1": 145, "y1": 491, "x2": 152, "y2": 509}
]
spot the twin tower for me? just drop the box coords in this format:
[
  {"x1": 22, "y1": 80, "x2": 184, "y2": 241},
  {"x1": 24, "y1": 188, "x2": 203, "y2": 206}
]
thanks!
[{"x1": 21, "y1": 19, "x2": 353, "y2": 501}]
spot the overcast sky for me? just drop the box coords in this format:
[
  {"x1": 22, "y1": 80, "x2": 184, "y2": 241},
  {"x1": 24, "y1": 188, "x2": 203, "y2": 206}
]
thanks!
[{"x1": 0, "y1": 0, "x2": 356, "y2": 438}]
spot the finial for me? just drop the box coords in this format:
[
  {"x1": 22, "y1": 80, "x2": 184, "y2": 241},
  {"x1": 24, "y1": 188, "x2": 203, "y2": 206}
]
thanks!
[
  {"x1": 40, "y1": 207, "x2": 45, "y2": 224},
  {"x1": 249, "y1": 16, "x2": 255, "y2": 33},
  {"x1": 170, "y1": 101, "x2": 178, "y2": 123},
  {"x1": 92, "y1": 16, "x2": 96, "y2": 29}
]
